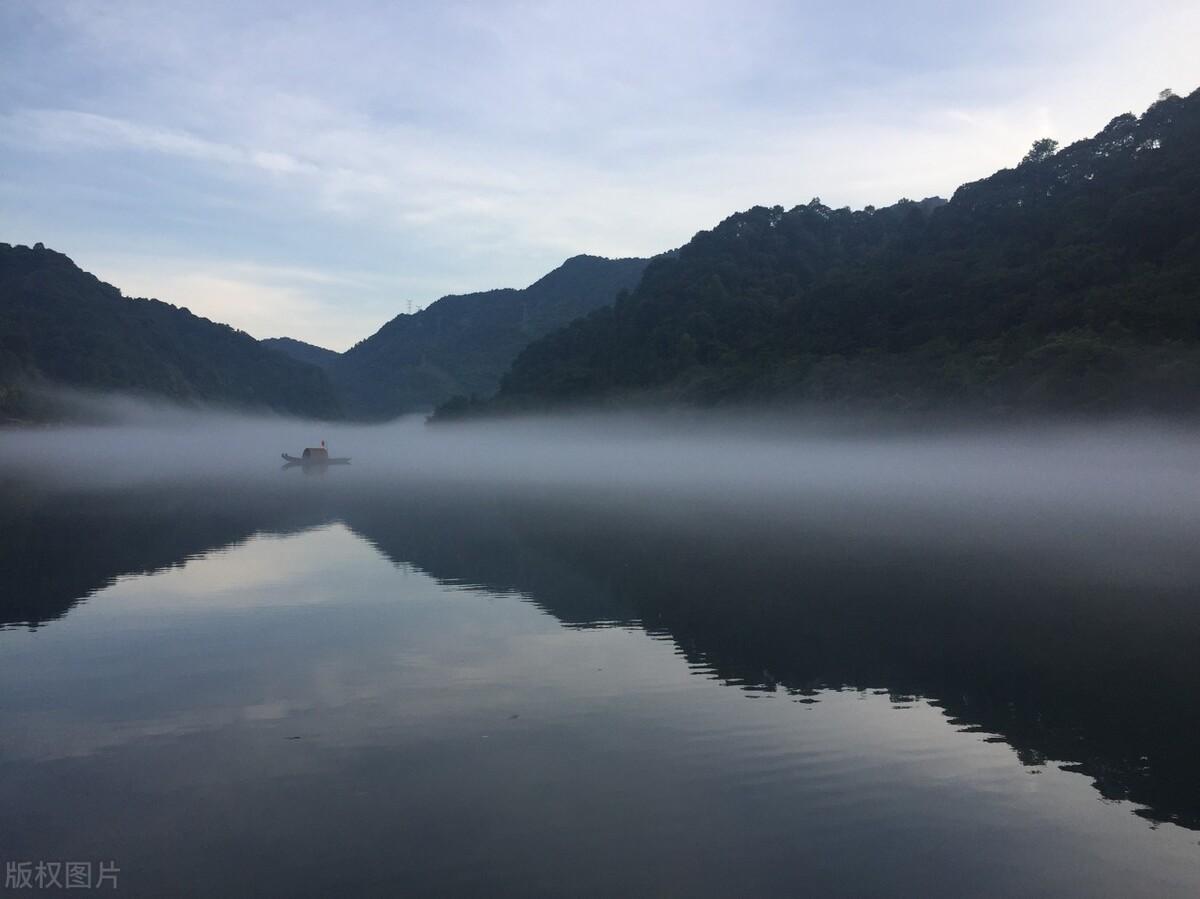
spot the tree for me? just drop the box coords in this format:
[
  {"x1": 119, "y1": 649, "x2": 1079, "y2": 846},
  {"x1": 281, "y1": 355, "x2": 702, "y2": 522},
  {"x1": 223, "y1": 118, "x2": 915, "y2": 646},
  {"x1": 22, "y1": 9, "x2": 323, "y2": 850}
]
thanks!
[
  {"x1": 1021, "y1": 138, "x2": 1059, "y2": 166},
  {"x1": 435, "y1": 86, "x2": 1200, "y2": 419}
]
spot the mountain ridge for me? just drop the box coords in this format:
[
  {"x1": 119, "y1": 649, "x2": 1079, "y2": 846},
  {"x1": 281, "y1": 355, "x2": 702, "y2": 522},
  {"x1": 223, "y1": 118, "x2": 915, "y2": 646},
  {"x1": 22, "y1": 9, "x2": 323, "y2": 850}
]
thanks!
[
  {"x1": 266, "y1": 253, "x2": 651, "y2": 418},
  {"x1": 260, "y1": 336, "x2": 340, "y2": 370},
  {"x1": 0, "y1": 243, "x2": 343, "y2": 421},
  {"x1": 0, "y1": 244, "x2": 649, "y2": 421},
  {"x1": 436, "y1": 88, "x2": 1200, "y2": 418},
  {"x1": 7, "y1": 88, "x2": 1200, "y2": 424}
]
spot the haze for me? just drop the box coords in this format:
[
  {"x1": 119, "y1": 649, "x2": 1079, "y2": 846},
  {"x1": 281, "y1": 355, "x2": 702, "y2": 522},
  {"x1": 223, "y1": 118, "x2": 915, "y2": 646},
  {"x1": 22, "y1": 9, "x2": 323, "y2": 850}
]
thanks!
[{"x1": 6, "y1": 398, "x2": 1200, "y2": 590}]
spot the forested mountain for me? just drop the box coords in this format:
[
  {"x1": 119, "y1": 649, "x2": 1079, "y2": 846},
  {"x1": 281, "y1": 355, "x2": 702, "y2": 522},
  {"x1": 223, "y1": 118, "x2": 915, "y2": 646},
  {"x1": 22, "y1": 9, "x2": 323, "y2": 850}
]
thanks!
[
  {"x1": 0, "y1": 244, "x2": 646, "y2": 422},
  {"x1": 9, "y1": 88, "x2": 1198, "y2": 424},
  {"x1": 444, "y1": 88, "x2": 1200, "y2": 417},
  {"x1": 329, "y1": 254, "x2": 649, "y2": 417},
  {"x1": 260, "y1": 336, "x2": 340, "y2": 370},
  {"x1": 0, "y1": 243, "x2": 343, "y2": 420}
]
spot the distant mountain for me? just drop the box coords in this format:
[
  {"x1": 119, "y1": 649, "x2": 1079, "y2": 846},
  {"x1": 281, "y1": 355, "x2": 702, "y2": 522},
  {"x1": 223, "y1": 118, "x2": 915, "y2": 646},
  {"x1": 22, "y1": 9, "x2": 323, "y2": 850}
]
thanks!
[
  {"x1": 0, "y1": 244, "x2": 648, "y2": 423},
  {"x1": 261, "y1": 336, "x2": 339, "y2": 370},
  {"x1": 0, "y1": 244, "x2": 343, "y2": 420},
  {"x1": 442, "y1": 88, "x2": 1200, "y2": 418},
  {"x1": 332, "y1": 254, "x2": 650, "y2": 417}
]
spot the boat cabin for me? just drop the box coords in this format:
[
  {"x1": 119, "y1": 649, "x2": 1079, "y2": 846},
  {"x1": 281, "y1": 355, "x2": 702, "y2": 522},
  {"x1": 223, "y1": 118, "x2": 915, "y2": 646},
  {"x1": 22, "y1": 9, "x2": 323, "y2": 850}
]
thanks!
[{"x1": 301, "y1": 446, "x2": 329, "y2": 461}]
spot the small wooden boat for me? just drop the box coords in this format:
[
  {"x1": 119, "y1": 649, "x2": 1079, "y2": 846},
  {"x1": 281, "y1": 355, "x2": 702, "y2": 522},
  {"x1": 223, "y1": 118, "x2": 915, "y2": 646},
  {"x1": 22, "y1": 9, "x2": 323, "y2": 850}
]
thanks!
[{"x1": 281, "y1": 442, "x2": 350, "y2": 467}]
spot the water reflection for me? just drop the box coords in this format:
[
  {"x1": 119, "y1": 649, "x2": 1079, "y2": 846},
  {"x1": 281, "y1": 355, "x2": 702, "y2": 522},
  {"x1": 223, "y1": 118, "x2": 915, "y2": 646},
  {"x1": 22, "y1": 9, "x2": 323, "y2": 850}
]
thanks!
[{"x1": 3, "y1": 476, "x2": 1200, "y2": 847}]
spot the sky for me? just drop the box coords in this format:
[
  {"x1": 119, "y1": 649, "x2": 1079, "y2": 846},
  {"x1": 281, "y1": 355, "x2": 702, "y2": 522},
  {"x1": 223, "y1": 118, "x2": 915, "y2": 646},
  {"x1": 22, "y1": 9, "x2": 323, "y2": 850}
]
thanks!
[{"x1": 2, "y1": 2, "x2": 1198, "y2": 351}]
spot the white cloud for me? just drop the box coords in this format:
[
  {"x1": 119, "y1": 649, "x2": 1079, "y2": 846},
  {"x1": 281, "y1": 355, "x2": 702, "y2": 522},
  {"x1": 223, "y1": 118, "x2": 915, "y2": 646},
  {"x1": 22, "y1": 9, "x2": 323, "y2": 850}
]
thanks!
[{"x1": 2, "y1": 1, "x2": 1198, "y2": 344}]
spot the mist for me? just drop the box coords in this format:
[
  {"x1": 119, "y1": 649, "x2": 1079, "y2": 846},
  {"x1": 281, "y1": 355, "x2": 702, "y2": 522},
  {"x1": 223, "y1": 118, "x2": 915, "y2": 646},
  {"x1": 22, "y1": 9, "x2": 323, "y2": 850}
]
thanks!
[{"x1": 4, "y1": 392, "x2": 1200, "y2": 590}]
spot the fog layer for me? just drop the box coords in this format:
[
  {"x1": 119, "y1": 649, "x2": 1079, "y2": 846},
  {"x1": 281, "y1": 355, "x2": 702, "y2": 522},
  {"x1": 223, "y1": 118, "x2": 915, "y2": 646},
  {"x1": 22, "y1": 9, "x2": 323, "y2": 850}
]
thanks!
[{"x1": 3, "y1": 398, "x2": 1200, "y2": 588}]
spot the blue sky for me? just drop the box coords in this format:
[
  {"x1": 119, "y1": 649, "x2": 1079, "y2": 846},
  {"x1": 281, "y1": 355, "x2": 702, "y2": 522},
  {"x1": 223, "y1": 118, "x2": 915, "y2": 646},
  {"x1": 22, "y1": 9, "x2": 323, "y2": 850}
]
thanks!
[{"x1": 2, "y1": 2, "x2": 1198, "y2": 350}]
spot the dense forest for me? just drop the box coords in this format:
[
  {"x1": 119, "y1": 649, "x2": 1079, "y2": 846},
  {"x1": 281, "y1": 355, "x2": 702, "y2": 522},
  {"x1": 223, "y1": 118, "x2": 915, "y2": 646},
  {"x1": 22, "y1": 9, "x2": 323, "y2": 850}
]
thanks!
[
  {"x1": 438, "y1": 88, "x2": 1200, "y2": 418},
  {"x1": 320, "y1": 254, "x2": 649, "y2": 418},
  {"x1": 0, "y1": 244, "x2": 342, "y2": 420}
]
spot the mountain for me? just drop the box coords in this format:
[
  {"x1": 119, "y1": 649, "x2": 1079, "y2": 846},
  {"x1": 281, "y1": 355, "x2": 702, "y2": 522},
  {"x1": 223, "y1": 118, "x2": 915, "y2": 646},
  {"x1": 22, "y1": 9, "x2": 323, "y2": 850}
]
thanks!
[
  {"x1": 0, "y1": 243, "x2": 343, "y2": 420},
  {"x1": 0, "y1": 245, "x2": 648, "y2": 423},
  {"x1": 443, "y1": 88, "x2": 1200, "y2": 418},
  {"x1": 260, "y1": 336, "x2": 339, "y2": 370},
  {"x1": 332, "y1": 254, "x2": 650, "y2": 417}
]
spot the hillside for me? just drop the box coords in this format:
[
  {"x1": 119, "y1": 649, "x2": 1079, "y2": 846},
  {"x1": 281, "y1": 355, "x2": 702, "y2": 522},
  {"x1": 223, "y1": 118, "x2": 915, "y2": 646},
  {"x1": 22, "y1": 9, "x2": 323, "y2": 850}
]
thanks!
[
  {"x1": 0, "y1": 244, "x2": 343, "y2": 420},
  {"x1": 445, "y1": 89, "x2": 1200, "y2": 417},
  {"x1": 260, "y1": 337, "x2": 340, "y2": 370},
  {"x1": 0, "y1": 245, "x2": 649, "y2": 423},
  {"x1": 333, "y1": 254, "x2": 649, "y2": 417}
]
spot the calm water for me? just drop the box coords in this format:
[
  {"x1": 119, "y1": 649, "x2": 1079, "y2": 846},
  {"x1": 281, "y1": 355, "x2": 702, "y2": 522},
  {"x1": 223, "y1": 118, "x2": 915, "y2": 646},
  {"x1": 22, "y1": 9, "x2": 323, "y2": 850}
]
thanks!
[{"x1": 3, "y1": 435, "x2": 1200, "y2": 896}]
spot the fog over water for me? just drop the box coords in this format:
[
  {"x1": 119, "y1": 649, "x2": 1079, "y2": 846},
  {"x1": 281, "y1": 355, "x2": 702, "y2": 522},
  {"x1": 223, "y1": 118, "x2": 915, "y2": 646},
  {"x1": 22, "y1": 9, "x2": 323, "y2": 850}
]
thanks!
[
  {"x1": 6, "y1": 396, "x2": 1200, "y2": 895},
  {"x1": 5, "y1": 397, "x2": 1200, "y2": 589}
]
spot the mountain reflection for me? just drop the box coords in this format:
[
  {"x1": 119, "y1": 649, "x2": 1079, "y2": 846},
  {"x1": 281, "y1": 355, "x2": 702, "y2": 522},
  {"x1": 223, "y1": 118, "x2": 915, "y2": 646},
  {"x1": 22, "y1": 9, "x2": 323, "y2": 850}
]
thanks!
[{"x1": 3, "y1": 478, "x2": 1199, "y2": 831}]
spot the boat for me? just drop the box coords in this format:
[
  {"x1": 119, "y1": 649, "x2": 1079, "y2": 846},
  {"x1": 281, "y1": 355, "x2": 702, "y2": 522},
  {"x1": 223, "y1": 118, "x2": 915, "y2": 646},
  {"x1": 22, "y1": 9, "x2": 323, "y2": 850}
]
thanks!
[{"x1": 281, "y1": 441, "x2": 351, "y2": 467}]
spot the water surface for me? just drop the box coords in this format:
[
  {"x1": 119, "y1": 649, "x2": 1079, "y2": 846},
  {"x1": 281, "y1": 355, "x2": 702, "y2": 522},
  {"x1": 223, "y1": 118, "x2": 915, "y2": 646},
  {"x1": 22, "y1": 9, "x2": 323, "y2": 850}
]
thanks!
[{"x1": 3, "y1": 420, "x2": 1200, "y2": 896}]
